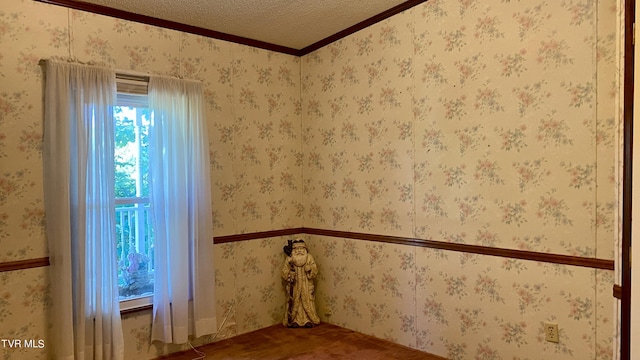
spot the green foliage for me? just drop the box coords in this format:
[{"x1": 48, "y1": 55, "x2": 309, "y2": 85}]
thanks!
[
  {"x1": 115, "y1": 107, "x2": 135, "y2": 146},
  {"x1": 114, "y1": 106, "x2": 150, "y2": 198}
]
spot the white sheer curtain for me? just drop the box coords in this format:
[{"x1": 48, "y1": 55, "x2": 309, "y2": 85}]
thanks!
[
  {"x1": 148, "y1": 76, "x2": 217, "y2": 344},
  {"x1": 43, "y1": 60, "x2": 124, "y2": 360}
]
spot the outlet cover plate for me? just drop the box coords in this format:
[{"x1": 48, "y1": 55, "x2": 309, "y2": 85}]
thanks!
[{"x1": 544, "y1": 322, "x2": 559, "y2": 343}]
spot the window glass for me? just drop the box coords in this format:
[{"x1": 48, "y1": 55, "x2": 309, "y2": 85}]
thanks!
[{"x1": 114, "y1": 102, "x2": 154, "y2": 302}]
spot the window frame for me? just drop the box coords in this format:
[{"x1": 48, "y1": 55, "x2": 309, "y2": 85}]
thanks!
[{"x1": 115, "y1": 75, "x2": 154, "y2": 311}]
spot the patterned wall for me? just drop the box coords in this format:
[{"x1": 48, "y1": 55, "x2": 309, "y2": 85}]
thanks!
[
  {"x1": 0, "y1": 0, "x2": 620, "y2": 359},
  {"x1": 0, "y1": 0, "x2": 301, "y2": 359},
  {"x1": 302, "y1": 0, "x2": 617, "y2": 359}
]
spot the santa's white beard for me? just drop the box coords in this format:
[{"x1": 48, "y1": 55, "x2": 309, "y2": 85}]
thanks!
[{"x1": 292, "y1": 253, "x2": 307, "y2": 267}]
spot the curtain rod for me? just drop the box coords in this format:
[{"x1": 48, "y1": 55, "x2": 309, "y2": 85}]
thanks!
[
  {"x1": 40, "y1": 58, "x2": 149, "y2": 82},
  {"x1": 40, "y1": 58, "x2": 201, "y2": 84}
]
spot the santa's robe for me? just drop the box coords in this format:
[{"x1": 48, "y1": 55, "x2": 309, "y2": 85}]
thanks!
[{"x1": 281, "y1": 254, "x2": 320, "y2": 327}]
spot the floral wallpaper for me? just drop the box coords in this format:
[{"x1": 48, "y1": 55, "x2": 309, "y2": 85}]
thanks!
[
  {"x1": 302, "y1": 0, "x2": 618, "y2": 359},
  {"x1": 302, "y1": 0, "x2": 617, "y2": 259},
  {"x1": 0, "y1": 268, "x2": 50, "y2": 360},
  {"x1": 307, "y1": 235, "x2": 615, "y2": 360},
  {"x1": 0, "y1": 0, "x2": 301, "y2": 359},
  {"x1": 0, "y1": 0, "x2": 620, "y2": 359}
]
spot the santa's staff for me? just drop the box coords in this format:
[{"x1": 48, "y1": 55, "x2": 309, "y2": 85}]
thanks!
[{"x1": 284, "y1": 240, "x2": 295, "y2": 326}]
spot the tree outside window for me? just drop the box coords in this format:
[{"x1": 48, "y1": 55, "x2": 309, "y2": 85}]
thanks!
[{"x1": 114, "y1": 105, "x2": 154, "y2": 301}]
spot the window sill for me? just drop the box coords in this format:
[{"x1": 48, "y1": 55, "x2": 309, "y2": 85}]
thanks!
[
  {"x1": 120, "y1": 295, "x2": 153, "y2": 315},
  {"x1": 121, "y1": 304, "x2": 152, "y2": 315}
]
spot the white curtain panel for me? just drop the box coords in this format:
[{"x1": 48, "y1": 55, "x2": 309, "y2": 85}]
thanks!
[
  {"x1": 148, "y1": 76, "x2": 217, "y2": 344},
  {"x1": 43, "y1": 60, "x2": 124, "y2": 360}
]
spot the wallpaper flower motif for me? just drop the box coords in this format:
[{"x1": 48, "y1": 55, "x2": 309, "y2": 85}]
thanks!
[
  {"x1": 303, "y1": 0, "x2": 617, "y2": 359},
  {"x1": 0, "y1": 0, "x2": 620, "y2": 359}
]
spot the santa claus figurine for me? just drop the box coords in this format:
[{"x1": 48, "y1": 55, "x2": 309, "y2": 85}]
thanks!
[{"x1": 282, "y1": 239, "x2": 320, "y2": 328}]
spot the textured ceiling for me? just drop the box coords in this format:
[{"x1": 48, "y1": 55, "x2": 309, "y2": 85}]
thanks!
[{"x1": 78, "y1": 0, "x2": 408, "y2": 50}]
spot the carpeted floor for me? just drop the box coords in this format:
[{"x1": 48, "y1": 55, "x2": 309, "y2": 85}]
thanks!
[{"x1": 157, "y1": 323, "x2": 446, "y2": 360}]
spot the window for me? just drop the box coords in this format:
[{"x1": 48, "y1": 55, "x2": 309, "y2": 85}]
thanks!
[
  {"x1": 45, "y1": 62, "x2": 216, "y2": 347},
  {"x1": 114, "y1": 76, "x2": 154, "y2": 308}
]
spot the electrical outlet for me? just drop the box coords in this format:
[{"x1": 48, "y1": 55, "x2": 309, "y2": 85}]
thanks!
[{"x1": 544, "y1": 322, "x2": 559, "y2": 343}]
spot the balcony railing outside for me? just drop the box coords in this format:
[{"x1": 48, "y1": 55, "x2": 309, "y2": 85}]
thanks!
[{"x1": 115, "y1": 197, "x2": 154, "y2": 300}]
